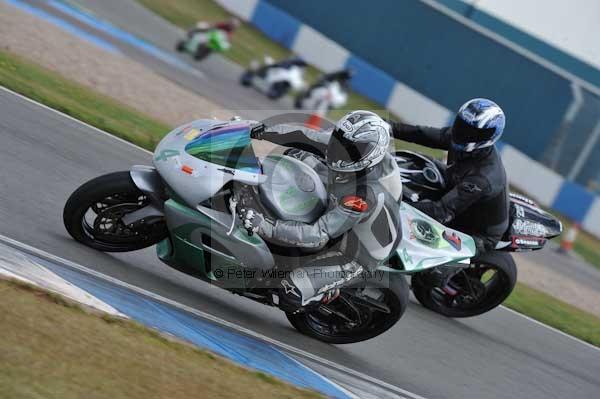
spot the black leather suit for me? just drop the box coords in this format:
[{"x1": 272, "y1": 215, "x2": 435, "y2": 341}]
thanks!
[{"x1": 390, "y1": 122, "x2": 509, "y2": 252}]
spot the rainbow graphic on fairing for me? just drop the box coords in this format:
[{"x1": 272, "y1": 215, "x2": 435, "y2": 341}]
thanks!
[{"x1": 185, "y1": 124, "x2": 261, "y2": 173}]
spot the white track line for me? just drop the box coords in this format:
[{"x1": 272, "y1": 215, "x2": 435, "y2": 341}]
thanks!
[
  {"x1": 0, "y1": 233, "x2": 424, "y2": 399},
  {"x1": 3, "y1": 84, "x2": 598, "y2": 352}
]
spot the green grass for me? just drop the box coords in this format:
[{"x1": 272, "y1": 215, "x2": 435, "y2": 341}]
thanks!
[
  {"x1": 0, "y1": 50, "x2": 169, "y2": 151},
  {"x1": 505, "y1": 283, "x2": 600, "y2": 347},
  {"x1": 0, "y1": 278, "x2": 322, "y2": 399},
  {"x1": 136, "y1": 0, "x2": 390, "y2": 119}
]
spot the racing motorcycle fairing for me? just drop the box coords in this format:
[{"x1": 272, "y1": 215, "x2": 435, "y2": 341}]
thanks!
[
  {"x1": 153, "y1": 119, "x2": 266, "y2": 208},
  {"x1": 496, "y1": 194, "x2": 563, "y2": 251},
  {"x1": 385, "y1": 202, "x2": 476, "y2": 273},
  {"x1": 185, "y1": 29, "x2": 230, "y2": 52}
]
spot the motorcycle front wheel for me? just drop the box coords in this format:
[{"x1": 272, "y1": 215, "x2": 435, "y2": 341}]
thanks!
[
  {"x1": 63, "y1": 172, "x2": 167, "y2": 252},
  {"x1": 193, "y1": 45, "x2": 211, "y2": 61},
  {"x1": 411, "y1": 251, "x2": 517, "y2": 318},
  {"x1": 286, "y1": 273, "x2": 409, "y2": 344}
]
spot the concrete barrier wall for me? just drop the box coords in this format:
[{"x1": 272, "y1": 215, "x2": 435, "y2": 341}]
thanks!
[{"x1": 216, "y1": 0, "x2": 600, "y2": 237}]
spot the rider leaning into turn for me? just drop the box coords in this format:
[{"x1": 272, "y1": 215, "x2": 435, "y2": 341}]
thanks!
[
  {"x1": 389, "y1": 98, "x2": 509, "y2": 255},
  {"x1": 239, "y1": 111, "x2": 402, "y2": 311},
  {"x1": 187, "y1": 17, "x2": 240, "y2": 38}
]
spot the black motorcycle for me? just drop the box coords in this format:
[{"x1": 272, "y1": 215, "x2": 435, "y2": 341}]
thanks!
[{"x1": 395, "y1": 150, "x2": 562, "y2": 317}]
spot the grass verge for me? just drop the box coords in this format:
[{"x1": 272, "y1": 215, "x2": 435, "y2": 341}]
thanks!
[
  {"x1": 0, "y1": 278, "x2": 322, "y2": 399},
  {"x1": 0, "y1": 50, "x2": 169, "y2": 151},
  {"x1": 505, "y1": 282, "x2": 600, "y2": 347}
]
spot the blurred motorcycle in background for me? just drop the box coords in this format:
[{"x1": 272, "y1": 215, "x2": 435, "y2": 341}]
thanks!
[
  {"x1": 240, "y1": 56, "x2": 307, "y2": 99},
  {"x1": 176, "y1": 21, "x2": 235, "y2": 61},
  {"x1": 295, "y1": 69, "x2": 353, "y2": 111}
]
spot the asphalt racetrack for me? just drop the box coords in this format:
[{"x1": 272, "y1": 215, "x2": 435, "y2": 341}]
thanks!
[{"x1": 1, "y1": 1, "x2": 599, "y2": 398}]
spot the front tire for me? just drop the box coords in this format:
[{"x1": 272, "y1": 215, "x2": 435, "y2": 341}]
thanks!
[
  {"x1": 240, "y1": 70, "x2": 253, "y2": 86},
  {"x1": 286, "y1": 273, "x2": 409, "y2": 344},
  {"x1": 193, "y1": 45, "x2": 211, "y2": 61},
  {"x1": 411, "y1": 251, "x2": 517, "y2": 318},
  {"x1": 63, "y1": 172, "x2": 167, "y2": 252}
]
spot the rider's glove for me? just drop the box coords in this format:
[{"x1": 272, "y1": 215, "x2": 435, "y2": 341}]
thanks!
[
  {"x1": 250, "y1": 123, "x2": 266, "y2": 140},
  {"x1": 238, "y1": 208, "x2": 273, "y2": 236}
]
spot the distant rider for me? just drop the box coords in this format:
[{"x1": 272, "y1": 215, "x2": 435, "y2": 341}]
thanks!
[
  {"x1": 187, "y1": 17, "x2": 240, "y2": 38},
  {"x1": 389, "y1": 98, "x2": 509, "y2": 254},
  {"x1": 239, "y1": 111, "x2": 402, "y2": 310}
]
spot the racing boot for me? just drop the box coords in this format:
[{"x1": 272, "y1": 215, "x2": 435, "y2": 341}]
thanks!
[{"x1": 278, "y1": 255, "x2": 363, "y2": 312}]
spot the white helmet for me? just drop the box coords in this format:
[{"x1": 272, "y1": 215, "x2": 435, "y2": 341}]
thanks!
[{"x1": 327, "y1": 111, "x2": 391, "y2": 173}]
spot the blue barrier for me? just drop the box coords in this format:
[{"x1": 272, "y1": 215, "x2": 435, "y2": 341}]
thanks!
[
  {"x1": 551, "y1": 181, "x2": 595, "y2": 222},
  {"x1": 251, "y1": 1, "x2": 301, "y2": 49},
  {"x1": 345, "y1": 55, "x2": 396, "y2": 105}
]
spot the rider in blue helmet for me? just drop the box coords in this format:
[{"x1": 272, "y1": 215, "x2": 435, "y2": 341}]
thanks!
[{"x1": 389, "y1": 98, "x2": 509, "y2": 254}]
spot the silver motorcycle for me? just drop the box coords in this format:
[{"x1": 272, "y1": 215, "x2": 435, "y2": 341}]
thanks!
[{"x1": 64, "y1": 118, "x2": 479, "y2": 343}]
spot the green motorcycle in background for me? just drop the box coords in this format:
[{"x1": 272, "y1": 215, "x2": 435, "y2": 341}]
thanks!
[{"x1": 176, "y1": 28, "x2": 231, "y2": 61}]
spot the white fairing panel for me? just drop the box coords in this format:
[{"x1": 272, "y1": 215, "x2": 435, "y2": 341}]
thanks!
[
  {"x1": 153, "y1": 119, "x2": 266, "y2": 208},
  {"x1": 392, "y1": 202, "x2": 476, "y2": 272}
]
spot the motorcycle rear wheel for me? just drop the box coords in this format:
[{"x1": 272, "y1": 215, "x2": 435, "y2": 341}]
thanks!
[
  {"x1": 63, "y1": 172, "x2": 167, "y2": 252},
  {"x1": 286, "y1": 273, "x2": 409, "y2": 344},
  {"x1": 411, "y1": 251, "x2": 517, "y2": 318}
]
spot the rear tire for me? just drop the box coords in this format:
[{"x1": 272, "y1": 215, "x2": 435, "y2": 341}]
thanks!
[
  {"x1": 63, "y1": 172, "x2": 167, "y2": 252},
  {"x1": 411, "y1": 251, "x2": 517, "y2": 318},
  {"x1": 267, "y1": 82, "x2": 289, "y2": 100},
  {"x1": 286, "y1": 273, "x2": 409, "y2": 344},
  {"x1": 175, "y1": 40, "x2": 186, "y2": 52}
]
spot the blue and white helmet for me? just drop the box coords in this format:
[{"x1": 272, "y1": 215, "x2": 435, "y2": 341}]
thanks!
[{"x1": 451, "y1": 98, "x2": 505, "y2": 152}]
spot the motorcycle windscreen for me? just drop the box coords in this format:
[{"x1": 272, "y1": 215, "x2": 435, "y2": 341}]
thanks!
[
  {"x1": 185, "y1": 124, "x2": 261, "y2": 174},
  {"x1": 394, "y1": 202, "x2": 477, "y2": 272}
]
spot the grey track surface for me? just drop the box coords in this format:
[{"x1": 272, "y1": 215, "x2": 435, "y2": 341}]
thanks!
[
  {"x1": 1, "y1": 1, "x2": 600, "y2": 398},
  {"x1": 1, "y1": 87, "x2": 599, "y2": 399}
]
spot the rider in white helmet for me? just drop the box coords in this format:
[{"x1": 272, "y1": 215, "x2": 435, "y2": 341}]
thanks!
[{"x1": 240, "y1": 111, "x2": 402, "y2": 310}]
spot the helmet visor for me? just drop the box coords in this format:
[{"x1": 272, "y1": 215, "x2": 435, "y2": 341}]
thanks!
[
  {"x1": 452, "y1": 116, "x2": 497, "y2": 145},
  {"x1": 327, "y1": 128, "x2": 374, "y2": 170}
]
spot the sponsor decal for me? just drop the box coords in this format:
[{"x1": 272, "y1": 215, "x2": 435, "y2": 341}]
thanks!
[
  {"x1": 515, "y1": 204, "x2": 525, "y2": 218},
  {"x1": 342, "y1": 120, "x2": 353, "y2": 132},
  {"x1": 511, "y1": 236, "x2": 545, "y2": 248},
  {"x1": 281, "y1": 280, "x2": 300, "y2": 298},
  {"x1": 460, "y1": 181, "x2": 482, "y2": 193},
  {"x1": 154, "y1": 149, "x2": 180, "y2": 162},
  {"x1": 175, "y1": 124, "x2": 192, "y2": 136},
  {"x1": 317, "y1": 265, "x2": 364, "y2": 294},
  {"x1": 181, "y1": 165, "x2": 194, "y2": 175},
  {"x1": 443, "y1": 230, "x2": 462, "y2": 251},
  {"x1": 512, "y1": 219, "x2": 548, "y2": 237},
  {"x1": 342, "y1": 195, "x2": 369, "y2": 212},
  {"x1": 410, "y1": 219, "x2": 439, "y2": 246},
  {"x1": 184, "y1": 128, "x2": 202, "y2": 141}
]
